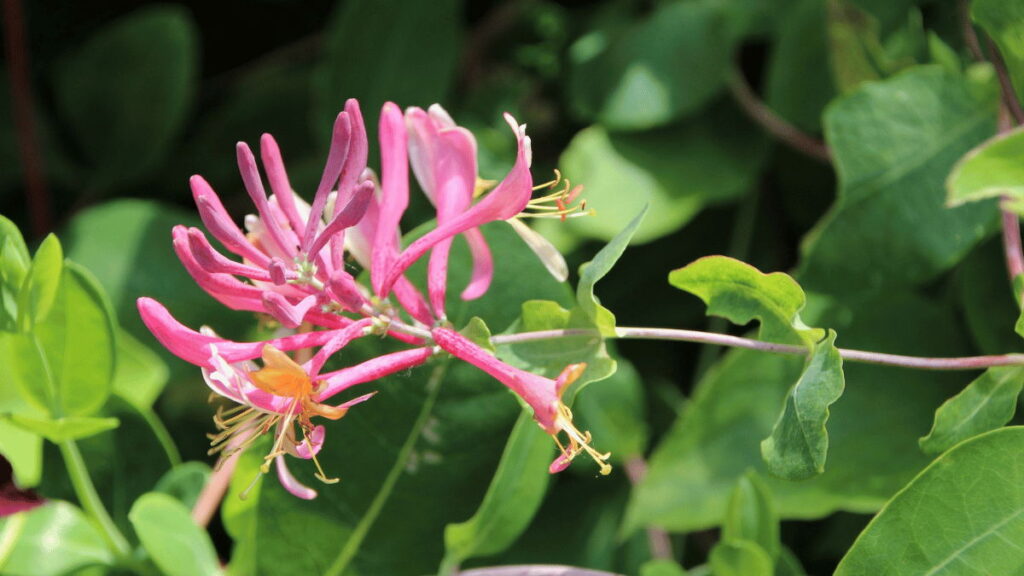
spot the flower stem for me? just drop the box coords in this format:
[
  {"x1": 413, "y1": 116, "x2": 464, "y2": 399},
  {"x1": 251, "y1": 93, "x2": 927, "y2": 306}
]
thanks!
[
  {"x1": 490, "y1": 327, "x2": 1024, "y2": 371},
  {"x1": 59, "y1": 440, "x2": 132, "y2": 559}
]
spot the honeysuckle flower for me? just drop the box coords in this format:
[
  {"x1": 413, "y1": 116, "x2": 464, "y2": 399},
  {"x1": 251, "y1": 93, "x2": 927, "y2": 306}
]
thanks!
[{"x1": 431, "y1": 327, "x2": 612, "y2": 476}]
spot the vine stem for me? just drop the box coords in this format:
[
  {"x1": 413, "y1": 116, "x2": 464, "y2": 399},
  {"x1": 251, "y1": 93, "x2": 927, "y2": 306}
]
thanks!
[
  {"x1": 489, "y1": 327, "x2": 1024, "y2": 371},
  {"x1": 726, "y1": 67, "x2": 831, "y2": 163},
  {"x1": 59, "y1": 440, "x2": 132, "y2": 559},
  {"x1": 624, "y1": 457, "x2": 672, "y2": 561}
]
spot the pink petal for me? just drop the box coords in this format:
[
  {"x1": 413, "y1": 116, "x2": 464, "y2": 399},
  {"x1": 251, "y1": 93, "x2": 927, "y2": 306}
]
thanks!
[
  {"x1": 317, "y1": 347, "x2": 433, "y2": 400},
  {"x1": 138, "y1": 297, "x2": 348, "y2": 367},
  {"x1": 331, "y1": 100, "x2": 370, "y2": 272},
  {"x1": 549, "y1": 453, "x2": 572, "y2": 474},
  {"x1": 460, "y1": 228, "x2": 493, "y2": 300},
  {"x1": 289, "y1": 425, "x2": 325, "y2": 459},
  {"x1": 259, "y1": 133, "x2": 307, "y2": 235},
  {"x1": 302, "y1": 111, "x2": 352, "y2": 253},
  {"x1": 237, "y1": 142, "x2": 296, "y2": 258},
  {"x1": 172, "y1": 226, "x2": 266, "y2": 312},
  {"x1": 307, "y1": 179, "x2": 374, "y2": 257},
  {"x1": 393, "y1": 276, "x2": 435, "y2": 326},
  {"x1": 190, "y1": 175, "x2": 269, "y2": 267},
  {"x1": 372, "y1": 102, "x2": 409, "y2": 296},
  {"x1": 275, "y1": 456, "x2": 317, "y2": 500},
  {"x1": 306, "y1": 317, "x2": 373, "y2": 377},
  {"x1": 327, "y1": 270, "x2": 368, "y2": 312},
  {"x1": 427, "y1": 237, "x2": 453, "y2": 318},
  {"x1": 186, "y1": 228, "x2": 274, "y2": 282},
  {"x1": 262, "y1": 293, "x2": 321, "y2": 329},
  {"x1": 431, "y1": 327, "x2": 559, "y2": 432}
]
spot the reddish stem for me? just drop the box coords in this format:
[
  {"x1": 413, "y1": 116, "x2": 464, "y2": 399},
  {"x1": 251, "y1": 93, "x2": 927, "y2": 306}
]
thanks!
[
  {"x1": 624, "y1": 457, "x2": 673, "y2": 560},
  {"x1": 2, "y1": 0, "x2": 51, "y2": 237}
]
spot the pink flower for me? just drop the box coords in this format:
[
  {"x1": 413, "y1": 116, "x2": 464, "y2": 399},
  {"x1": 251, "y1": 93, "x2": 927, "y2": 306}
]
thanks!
[{"x1": 431, "y1": 327, "x2": 611, "y2": 475}]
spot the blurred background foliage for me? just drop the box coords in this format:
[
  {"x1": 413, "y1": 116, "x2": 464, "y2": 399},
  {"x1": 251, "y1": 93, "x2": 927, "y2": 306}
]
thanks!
[{"x1": 0, "y1": 0, "x2": 1016, "y2": 574}]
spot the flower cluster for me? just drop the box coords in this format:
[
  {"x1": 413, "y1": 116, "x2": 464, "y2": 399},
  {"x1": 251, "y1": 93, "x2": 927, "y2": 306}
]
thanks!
[{"x1": 138, "y1": 100, "x2": 604, "y2": 499}]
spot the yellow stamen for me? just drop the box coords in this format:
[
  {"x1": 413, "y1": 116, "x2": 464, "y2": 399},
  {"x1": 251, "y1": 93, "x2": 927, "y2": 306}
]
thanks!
[
  {"x1": 553, "y1": 403, "x2": 612, "y2": 476},
  {"x1": 305, "y1": 437, "x2": 339, "y2": 484}
]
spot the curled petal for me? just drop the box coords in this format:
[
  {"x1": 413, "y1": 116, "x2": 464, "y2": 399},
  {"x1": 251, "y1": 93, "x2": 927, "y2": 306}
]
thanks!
[
  {"x1": 275, "y1": 456, "x2": 317, "y2": 500},
  {"x1": 327, "y1": 270, "x2": 368, "y2": 312},
  {"x1": 461, "y1": 228, "x2": 494, "y2": 300},
  {"x1": 307, "y1": 179, "x2": 374, "y2": 258},
  {"x1": 262, "y1": 293, "x2": 321, "y2": 329},
  {"x1": 186, "y1": 228, "x2": 274, "y2": 282},
  {"x1": 506, "y1": 218, "x2": 568, "y2": 283},
  {"x1": 306, "y1": 317, "x2": 373, "y2": 377},
  {"x1": 289, "y1": 425, "x2": 325, "y2": 459},
  {"x1": 237, "y1": 142, "x2": 296, "y2": 258},
  {"x1": 138, "y1": 297, "x2": 344, "y2": 367},
  {"x1": 259, "y1": 134, "x2": 306, "y2": 235},
  {"x1": 172, "y1": 226, "x2": 266, "y2": 312},
  {"x1": 302, "y1": 111, "x2": 352, "y2": 252},
  {"x1": 268, "y1": 258, "x2": 290, "y2": 285},
  {"x1": 317, "y1": 347, "x2": 434, "y2": 400},
  {"x1": 372, "y1": 102, "x2": 410, "y2": 296},
  {"x1": 190, "y1": 175, "x2": 269, "y2": 267}
]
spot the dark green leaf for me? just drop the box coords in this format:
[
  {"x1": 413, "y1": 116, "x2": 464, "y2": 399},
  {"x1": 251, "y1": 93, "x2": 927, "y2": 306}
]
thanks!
[
  {"x1": 761, "y1": 331, "x2": 845, "y2": 479},
  {"x1": 577, "y1": 206, "x2": 647, "y2": 337},
  {"x1": 765, "y1": 0, "x2": 833, "y2": 132},
  {"x1": 129, "y1": 492, "x2": 222, "y2": 576},
  {"x1": 798, "y1": 65, "x2": 1000, "y2": 295},
  {"x1": 920, "y1": 366, "x2": 1024, "y2": 454},
  {"x1": 836, "y1": 427, "x2": 1024, "y2": 575},
  {"x1": 441, "y1": 411, "x2": 555, "y2": 570},
  {"x1": 0, "y1": 501, "x2": 113, "y2": 576},
  {"x1": 51, "y1": 6, "x2": 198, "y2": 191},
  {"x1": 722, "y1": 471, "x2": 780, "y2": 559},
  {"x1": 972, "y1": 0, "x2": 1024, "y2": 103},
  {"x1": 6, "y1": 415, "x2": 119, "y2": 443},
  {"x1": 16, "y1": 234, "x2": 62, "y2": 331}
]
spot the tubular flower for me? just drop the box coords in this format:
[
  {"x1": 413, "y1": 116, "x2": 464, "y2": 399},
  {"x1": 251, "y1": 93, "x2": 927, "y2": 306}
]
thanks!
[
  {"x1": 140, "y1": 98, "x2": 602, "y2": 499},
  {"x1": 431, "y1": 328, "x2": 612, "y2": 476}
]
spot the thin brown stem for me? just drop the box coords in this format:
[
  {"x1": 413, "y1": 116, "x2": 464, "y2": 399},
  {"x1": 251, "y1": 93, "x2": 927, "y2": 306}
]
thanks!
[
  {"x1": 987, "y1": 38, "x2": 1024, "y2": 125},
  {"x1": 3, "y1": 0, "x2": 51, "y2": 237},
  {"x1": 624, "y1": 457, "x2": 673, "y2": 560},
  {"x1": 491, "y1": 327, "x2": 1024, "y2": 371},
  {"x1": 959, "y1": 0, "x2": 985, "y2": 62},
  {"x1": 727, "y1": 68, "x2": 831, "y2": 163}
]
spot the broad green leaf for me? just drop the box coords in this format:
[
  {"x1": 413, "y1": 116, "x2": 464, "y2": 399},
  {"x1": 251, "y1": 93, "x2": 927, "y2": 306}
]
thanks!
[
  {"x1": 313, "y1": 0, "x2": 461, "y2": 145},
  {"x1": 6, "y1": 415, "x2": 119, "y2": 443},
  {"x1": 640, "y1": 559, "x2": 689, "y2": 576},
  {"x1": 153, "y1": 462, "x2": 211, "y2": 516},
  {"x1": 555, "y1": 107, "x2": 765, "y2": 245},
  {"x1": 669, "y1": 256, "x2": 819, "y2": 345},
  {"x1": 947, "y1": 126, "x2": 1024, "y2": 207},
  {"x1": 836, "y1": 427, "x2": 1024, "y2": 575},
  {"x1": 765, "y1": 0, "x2": 833, "y2": 132},
  {"x1": 1, "y1": 332, "x2": 55, "y2": 413},
  {"x1": 16, "y1": 234, "x2": 62, "y2": 330},
  {"x1": 577, "y1": 206, "x2": 647, "y2": 337},
  {"x1": 798, "y1": 65, "x2": 1000, "y2": 295},
  {"x1": 709, "y1": 540, "x2": 773, "y2": 576},
  {"x1": 129, "y1": 492, "x2": 222, "y2": 576},
  {"x1": 0, "y1": 501, "x2": 113, "y2": 576},
  {"x1": 573, "y1": 357, "x2": 648, "y2": 463},
  {"x1": 441, "y1": 411, "x2": 555, "y2": 571},
  {"x1": 231, "y1": 222, "x2": 573, "y2": 575},
  {"x1": 112, "y1": 328, "x2": 169, "y2": 409},
  {"x1": 566, "y1": 1, "x2": 733, "y2": 130},
  {"x1": 972, "y1": 0, "x2": 1024, "y2": 103},
  {"x1": 35, "y1": 262, "x2": 117, "y2": 417},
  {"x1": 51, "y1": 6, "x2": 198, "y2": 191},
  {"x1": 920, "y1": 366, "x2": 1024, "y2": 454},
  {"x1": 0, "y1": 333, "x2": 46, "y2": 486},
  {"x1": 722, "y1": 471, "x2": 780, "y2": 560},
  {"x1": 626, "y1": 292, "x2": 967, "y2": 533},
  {"x1": 761, "y1": 331, "x2": 845, "y2": 479}
]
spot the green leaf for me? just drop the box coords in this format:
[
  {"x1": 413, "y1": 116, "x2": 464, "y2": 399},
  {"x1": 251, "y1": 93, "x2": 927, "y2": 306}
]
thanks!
[
  {"x1": 669, "y1": 256, "x2": 819, "y2": 345},
  {"x1": 459, "y1": 316, "x2": 495, "y2": 353},
  {"x1": 972, "y1": 0, "x2": 1024, "y2": 103},
  {"x1": 626, "y1": 292, "x2": 967, "y2": 533},
  {"x1": 573, "y1": 357, "x2": 649, "y2": 462},
  {"x1": 0, "y1": 333, "x2": 45, "y2": 487},
  {"x1": 0, "y1": 501, "x2": 114, "y2": 576},
  {"x1": 709, "y1": 540, "x2": 774, "y2": 576},
  {"x1": 640, "y1": 559, "x2": 690, "y2": 576},
  {"x1": 129, "y1": 492, "x2": 222, "y2": 576},
  {"x1": 34, "y1": 262, "x2": 117, "y2": 417},
  {"x1": 761, "y1": 331, "x2": 845, "y2": 479},
  {"x1": 554, "y1": 107, "x2": 766, "y2": 245},
  {"x1": 440, "y1": 410, "x2": 555, "y2": 570},
  {"x1": 0, "y1": 420, "x2": 42, "y2": 488},
  {"x1": 51, "y1": 6, "x2": 198, "y2": 191},
  {"x1": 153, "y1": 462, "x2": 211, "y2": 513},
  {"x1": 836, "y1": 427, "x2": 1024, "y2": 575},
  {"x1": 16, "y1": 234, "x2": 62, "y2": 330},
  {"x1": 112, "y1": 328, "x2": 169, "y2": 409},
  {"x1": 827, "y1": 0, "x2": 885, "y2": 92},
  {"x1": 0, "y1": 331, "x2": 54, "y2": 413},
  {"x1": 6, "y1": 415, "x2": 119, "y2": 443},
  {"x1": 947, "y1": 126, "x2": 1024, "y2": 208},
  {"x1": 920, "y1": 366, "x2": 1024, "y2": 454},
  {"x1": 798, "y1": 65, "x2": 1000, "y2": 295},
  {"x1": 577, "y1": 206, "x2": 647, "y2": 337},
  {"x1": 313, "y1": 0, "x2": 461, "y2": 145},
  {"x1": 722, "y1": 471, "x2": 780, "y2": 560},
  {"x1": 765, "y1": 0, "x2": 833, "y2": 132},
  {"x1": 566, "y1": 1, "x2": 734, "y2": 130}
]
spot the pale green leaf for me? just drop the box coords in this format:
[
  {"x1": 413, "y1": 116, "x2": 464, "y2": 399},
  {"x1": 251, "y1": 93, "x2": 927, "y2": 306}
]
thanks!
[
  {"x1": 836, "y1": 427, "x2": 1024, "y2": 575},
  {"x1": 112, "y1": 328, "x2": 169, "y2": 409},
  {"x1": 920, "y1": 366, "x2": 1024, "y2": 454},
  {"x1": 640, "y1": 559, "x2": 689, "y2": 576},
  {"x1": 129, "y1": 492, "x2": 222, "y2": 576},
  {"x1": 16, "y1": 234, "x2": 62, "y2": 330},
  {"x1": 6, "y1": 415, "x2": 119, "y2": 443},
  {"x1": 0, "y1": 501, "x2": 113, "y2": 576},
  {"x1": 577, "y1": 206, "x2": 647, "y2": 337},
  {"x1": 761, "y1": 331, "x2": 845, "y2": 479},
  {"x1": 723, "y1": 471, "x2": 780, "y2": 560},
  {"x1": 947, "y1": 126, "x2": 1024, "y2": 207},
  {"x1": 709, "y1": 540, "x2": 774, "y2": 576},
  {"x1": 153, "y1": 462, "x2": 212, "y2": 514}
]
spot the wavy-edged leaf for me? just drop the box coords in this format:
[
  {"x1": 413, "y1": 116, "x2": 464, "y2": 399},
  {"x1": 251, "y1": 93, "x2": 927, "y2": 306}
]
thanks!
[
  {"x1": 836, "y1": 427, "x2": 1024, "y2": 575},
  {"x1": 761, "y1": 331, "x2": 845, "y2": 479},
  {"x1": 577, "y1": 206, "x2": 648, "y2": 337},
  {"x1": 920, "y1": 366, "x2": 1024, "y2": 455}
]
